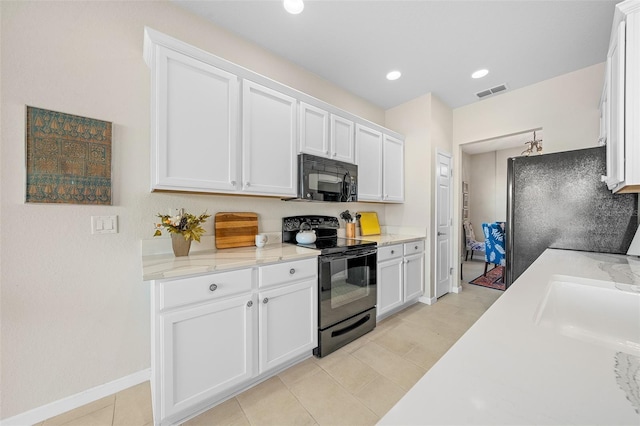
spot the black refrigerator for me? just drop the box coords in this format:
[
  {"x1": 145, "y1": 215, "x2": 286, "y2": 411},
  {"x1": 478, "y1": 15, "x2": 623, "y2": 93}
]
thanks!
[{"x1": 505, "y1": 146, "x2": 638, "y2": 287}]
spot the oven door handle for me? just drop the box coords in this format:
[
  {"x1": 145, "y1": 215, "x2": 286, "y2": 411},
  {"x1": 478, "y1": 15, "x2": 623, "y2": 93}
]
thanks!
[{"x1": 319, "y1": 248, "x2": 377, "y2": 262}]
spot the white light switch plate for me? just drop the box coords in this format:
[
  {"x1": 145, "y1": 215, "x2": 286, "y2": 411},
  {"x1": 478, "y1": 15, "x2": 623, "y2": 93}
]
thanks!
[{"x1": 91, "y1": 215, "x2": 118, "y2": 234}]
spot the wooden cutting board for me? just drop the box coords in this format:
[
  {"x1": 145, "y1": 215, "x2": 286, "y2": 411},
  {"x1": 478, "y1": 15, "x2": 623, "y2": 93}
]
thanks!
[
  {"x1": 359, "y1": 212, "x2": 381, "y2": 236},
  {"x1": 215, "y1": 212, "x2": 259, "y2": 249}
]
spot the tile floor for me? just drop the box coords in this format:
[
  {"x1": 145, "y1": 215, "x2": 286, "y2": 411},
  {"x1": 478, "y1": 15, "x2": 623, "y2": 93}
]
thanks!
[{"x1": 38, "y1": 269, "x2": 502, "y2": 426}]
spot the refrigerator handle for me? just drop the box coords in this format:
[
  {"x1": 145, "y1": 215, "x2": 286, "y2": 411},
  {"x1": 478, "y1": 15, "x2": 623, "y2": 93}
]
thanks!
[{"x1": 505, "y1": 157, "x2": 515, "y2": 288}]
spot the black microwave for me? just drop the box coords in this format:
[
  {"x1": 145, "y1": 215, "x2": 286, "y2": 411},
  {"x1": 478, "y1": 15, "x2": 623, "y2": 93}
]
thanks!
[{"x1": 295, "y1": 154, "x2": 357, "y2": 202}]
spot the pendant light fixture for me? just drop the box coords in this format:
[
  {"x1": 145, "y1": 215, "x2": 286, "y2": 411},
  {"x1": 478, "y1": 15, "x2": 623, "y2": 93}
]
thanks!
[{"x1": 284, "y1": 0, "x2": 304, "y2": 14}]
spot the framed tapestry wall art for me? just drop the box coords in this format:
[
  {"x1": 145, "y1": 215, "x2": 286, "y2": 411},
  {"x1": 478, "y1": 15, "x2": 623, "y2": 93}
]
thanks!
[{"x1": 25, "y1": 106, "x2": 112, "y2": 205}]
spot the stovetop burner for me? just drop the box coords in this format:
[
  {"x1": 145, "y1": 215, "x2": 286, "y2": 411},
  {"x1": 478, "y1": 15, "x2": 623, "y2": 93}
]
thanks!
[{"x1": 282, "y1": 215, "x2": 376, "y2": 254}]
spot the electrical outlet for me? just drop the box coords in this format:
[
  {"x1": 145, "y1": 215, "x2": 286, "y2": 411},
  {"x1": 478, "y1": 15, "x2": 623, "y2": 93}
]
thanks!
[{"x1": 91, "y1": 215, "x2": 118, "y2": 234}]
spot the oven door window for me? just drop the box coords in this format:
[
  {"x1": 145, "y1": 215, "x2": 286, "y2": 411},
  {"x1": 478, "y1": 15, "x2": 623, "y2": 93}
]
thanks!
[{"x1": 319, "y1": 250, "x2": 377, "y2": 329}]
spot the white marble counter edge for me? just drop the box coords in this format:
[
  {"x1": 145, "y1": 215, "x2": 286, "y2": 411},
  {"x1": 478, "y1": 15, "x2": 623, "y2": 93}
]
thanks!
[{"x1": 142, "y1": 244, "x2": 320, "y2": 281}]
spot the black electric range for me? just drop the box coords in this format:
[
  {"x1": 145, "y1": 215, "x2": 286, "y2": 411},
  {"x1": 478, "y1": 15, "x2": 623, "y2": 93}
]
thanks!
[{"x1": 282, "y1": 215, "x2": 378, "y2": 357}]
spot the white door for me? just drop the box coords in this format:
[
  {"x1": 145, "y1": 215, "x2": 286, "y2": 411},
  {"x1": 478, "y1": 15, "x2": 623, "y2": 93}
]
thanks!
[
  {"x1": 377, "y1": 256, "x2": 404, "y2": 318},
  {"x1": 258, "y1": 279, "x2": 317, "y2": 374},
  {"x1": 330, "y1": 114, "x2": 355, "y2": 163},
  {"x1": 242, "y1": 80, "x2": 297, "y2": 196},
  {"x1": 403, "y1": 252, "x2": 424, "y2": 301},
  {"x1": 435, "y1": 151, "x2": 453, "y2": 298},
  {"x1": 299, "y1": 102, "x2": 329, "y2": 158},
  {"x1": 154, "y1": 46, "x2": 239, "y2": 192},
  {"x1": 355, "y1": 124, "x2": 383, "y2": 201},
  {"x1": 160, "y1": 294, "x2": 254, "y2": 419},
  {"x1": 382, "y1": 135, "x2": 404, "y2": 202}
]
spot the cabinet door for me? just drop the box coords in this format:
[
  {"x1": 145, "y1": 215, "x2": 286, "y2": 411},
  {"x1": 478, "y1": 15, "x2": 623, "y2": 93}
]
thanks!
[
  {"x1": 330, "y1": 114, "x2": 355, "y2": 164},
  {"x1": 300, "y1": 102, "x2": 329, "y2": 157},
  {"x1": 605, "y1": 20, "x2": 626, "y2": 190},
  {"x1": 404, "y1": 252, "x2": 424, "y2": 302},
  {"x1": 377, "y1": 258, "x2": 403, "y2": 318},
  {"x1": 355, "y1": 124, "x2": 383, "y2": 201},
  {"x1": 258, "y1": 279, "x2": 317, "y2": 373},
  {"x1": 160, "y1": 294, "x2": 254, "y2": 419},
  {"x1": 153, "y1": 46, "x2": 239, "y2": 192},
  {"x1": 242, "y1": 80, "x2": 297, "y2": 196},
  {"x1": 383, "y1": 135, "x2": 404, "y2": 202}
]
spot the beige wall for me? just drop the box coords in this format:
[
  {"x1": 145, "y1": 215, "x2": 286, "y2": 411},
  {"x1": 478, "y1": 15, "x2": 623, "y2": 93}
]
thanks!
[
  {"x1": 385, "y1": 93, "x2": 453, "y2": 299},
  {"x1": 454, "y1": 63, "x2": 604, "y2": 152},
  {"x1": 0, "y1": 1, "x2": 387, "y2": 418},
  {"x1": 467, "y1": 146, "x2": 522, "y2": 240}
]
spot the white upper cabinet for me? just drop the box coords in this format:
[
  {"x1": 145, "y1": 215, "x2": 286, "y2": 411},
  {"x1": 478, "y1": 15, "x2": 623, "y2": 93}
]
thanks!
[
  {"x1": 330, "y1": 114, "x2": 355, "y2": 164},
  {"x1": 356, "y1": 124, "x2": 405, "y2": 202},
  {"x1": 300, "y1": 104, "x2": 355, "y2": 164},
  {"x1": 144, "y1": 27, "x2": 403, "y2": 199},
  {"x1": 356, "y1": 124, "x2": 383, "y2": 201},
  {"x1": 151, "y1": 46, "x2": 239, "y2": 193},
  {"x1": 383, "y1": 134, "x2": 405, "y2": 202},
  {"x1": 603, "y1": 0, "x2": 640, "y2": 193},
  {"x1": 299, "y1": 102, "x2": 330, "y2": 158},
  {"x1": 242, "y1": 80, "x2": 297, "y2": 197}
]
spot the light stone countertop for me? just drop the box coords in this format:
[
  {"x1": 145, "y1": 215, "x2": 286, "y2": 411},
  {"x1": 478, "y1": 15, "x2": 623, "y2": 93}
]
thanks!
[
  {"x1": 379, "y1": 249, "x2": 640, "y2": 425},
  {"x1": 354, "y1": 233, "x2": 425, "y2": 246},
  {"x1": 142, "y1": 243, "x2": 319, "y2": 281},
  {"x1": 142, "y1": 233, "x2": 425, "y2": 281}
]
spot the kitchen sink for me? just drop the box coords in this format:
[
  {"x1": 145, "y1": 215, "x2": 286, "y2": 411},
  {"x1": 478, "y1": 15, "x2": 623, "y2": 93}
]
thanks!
[{"x1": 534, "y1": 275, "x2": 640, "y2": 355}]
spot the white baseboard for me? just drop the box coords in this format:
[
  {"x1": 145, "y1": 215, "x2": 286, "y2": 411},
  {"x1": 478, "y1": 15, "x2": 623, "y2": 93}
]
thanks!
[
  {"x1": 1, "y1": 369, "x2": 151, "y2": 426},
  {"x1": 418, "y1": 295, "x2": 437, "y2": 305},
  {"x1": 452, "y1": 284, "x2": 463, "y2": 293}
]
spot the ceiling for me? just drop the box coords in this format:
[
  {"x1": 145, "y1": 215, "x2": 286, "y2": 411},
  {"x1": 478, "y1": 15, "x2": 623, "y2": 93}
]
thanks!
[{"x1": 172, "y1": 0, "x2": 619, "y2": 110}]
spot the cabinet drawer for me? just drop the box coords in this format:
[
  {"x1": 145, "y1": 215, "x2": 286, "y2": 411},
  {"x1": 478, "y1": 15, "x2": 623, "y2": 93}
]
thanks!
[
  {"x1": 259, "y1": 258, "x2": 317, "y2": 289},
  {"x1": 404, "y1": 240, "x2": 425, "y2": 256},
  {"x1": 160, "y1": 268, "x2": 253, "y2": 310},
  {"x1": 377, "y1": 244, "x2": 403, "y2": 262}
]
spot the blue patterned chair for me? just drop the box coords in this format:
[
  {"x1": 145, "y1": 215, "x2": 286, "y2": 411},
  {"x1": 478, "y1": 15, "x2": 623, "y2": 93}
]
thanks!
[
  {"x1": 463, "y1": 221, "x2": 485, "y2": 261},
  {"x1": 482, "y1": 222, "x2": 505, "y2": 275}
]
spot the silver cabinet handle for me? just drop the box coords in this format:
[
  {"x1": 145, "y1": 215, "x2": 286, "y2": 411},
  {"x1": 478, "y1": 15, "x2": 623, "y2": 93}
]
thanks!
[
  {"x1": 406, "y1": 259, "x2": 410, "y2": 263},
  {"x1": 391, "y1": 250, "x2": 395, "y2": 254},
  {"x1": 289, "y1": 268, "x2": 296, "y2": 275},
  {"x1": 230, "y1": 180, "x2": 236, "y2": 186},
  {"x1": 247, "y1": 301, "x2": 253, "y2": 307},
  {"x1": 263, "y1": 297, "x2": 269, "y2": 304},
  {"x1": 415, "y1": 245, "x2": 418, "y2": 250},
  {"x1": 209, "y1": 284, "x2": 218, "y2": 292},
  {"x1": 437, "y1": 232, "x2": 445, "y2": 236},
  {"x1": 245, "y1": 182, "x2": 251, "y2": 187}
]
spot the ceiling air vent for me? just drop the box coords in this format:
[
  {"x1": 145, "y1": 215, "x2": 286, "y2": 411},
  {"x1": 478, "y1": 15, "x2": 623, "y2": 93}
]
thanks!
[{"x1": 475, "y1": 83, "x2": 509, "y2": 100}]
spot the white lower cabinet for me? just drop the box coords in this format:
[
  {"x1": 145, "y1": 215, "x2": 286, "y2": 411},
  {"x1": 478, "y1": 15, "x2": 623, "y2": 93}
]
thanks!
[
  {"x1": 258, "y1": 279, "x2": 317, "y2": 373},
  {"x1": 159, "y1": 294, "x2": 254, "y2": 420},
  {"x1": 404, "y1": 252, "x2": 425, "y2": 301},
  {"x1": 151, "y1": 257, "x2": 317, "y2": 425},
  {"x1": 377, "y1": 240, "x2": 425, "y2": 320},
  {"x1": 377, "y1": 246, "x2": 404, "y2": 317}
]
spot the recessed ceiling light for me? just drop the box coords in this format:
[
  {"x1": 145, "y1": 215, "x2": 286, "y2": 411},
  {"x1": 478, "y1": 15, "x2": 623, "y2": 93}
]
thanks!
[
  {"x1": 386, "y1": 70, "x2": 402, "y2": 81},
  {"x1": 472, "y1": 69, "x2": 489, "y2": 79},
  {"x1": 283, "y1": 0, "x2": 304, "y2": 14}
]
